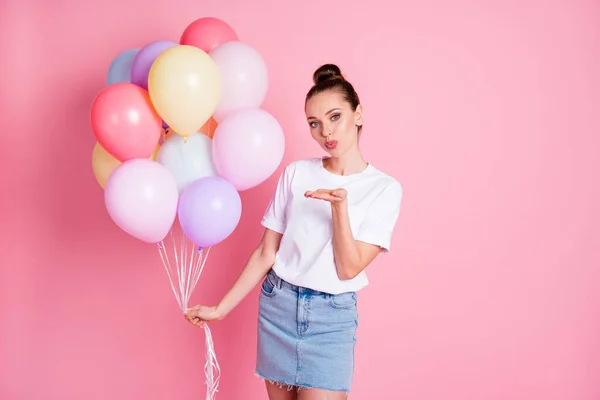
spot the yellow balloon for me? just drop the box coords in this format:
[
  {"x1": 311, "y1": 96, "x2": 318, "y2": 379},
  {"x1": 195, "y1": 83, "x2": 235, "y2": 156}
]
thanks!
[
  {"x1": 148, "y1": 45, "x2": 221, "y2": 137},
  {"x1": 92, "y1": 142, "x2": 121, "y2": 189},
  {"x1": 92, "y1": 142, "x2": 161, "y2": 189},
  {"x1": 163, "y1": 117, "x2": 218, "y2": 142}
]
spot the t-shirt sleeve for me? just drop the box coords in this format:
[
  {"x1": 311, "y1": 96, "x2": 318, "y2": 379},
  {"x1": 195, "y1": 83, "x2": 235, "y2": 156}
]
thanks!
[
  {"x1": 355, "y1": 181, "x2": 403, "y2": 252},
  {"x1": 261, "y1": 163, "x2": 294, "y2": 234}
]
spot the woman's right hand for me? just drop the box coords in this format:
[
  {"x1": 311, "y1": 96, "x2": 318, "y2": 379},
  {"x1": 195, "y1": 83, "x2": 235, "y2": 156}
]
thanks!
[{"x1": 184, "y1": 305, "x2": 223, "y2": 327}]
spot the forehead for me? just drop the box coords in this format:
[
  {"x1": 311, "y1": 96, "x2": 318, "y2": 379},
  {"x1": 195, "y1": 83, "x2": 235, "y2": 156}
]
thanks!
[{"x1": 305, "y1": 90, "x2": 350, "y2": 116}]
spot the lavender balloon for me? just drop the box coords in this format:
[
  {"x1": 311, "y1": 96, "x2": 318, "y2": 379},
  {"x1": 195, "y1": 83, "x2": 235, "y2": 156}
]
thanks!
[
  {"x1": 130, "y1": 40, "x2": 178, "y2": 90},
  {"x1": 178, "y1": 176, "x2": 242, "y2": 248}
]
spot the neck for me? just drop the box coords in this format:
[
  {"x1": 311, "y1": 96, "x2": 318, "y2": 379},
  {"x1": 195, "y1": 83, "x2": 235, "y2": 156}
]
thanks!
[{"x1": 323, "y1": 147, "x2": 368, "y2": 176}]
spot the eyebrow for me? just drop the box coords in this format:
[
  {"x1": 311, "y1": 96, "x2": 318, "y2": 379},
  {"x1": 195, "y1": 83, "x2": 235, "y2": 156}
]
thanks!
[{"x1": 307, "y1": 108, "x2": 341, "y2": 120}]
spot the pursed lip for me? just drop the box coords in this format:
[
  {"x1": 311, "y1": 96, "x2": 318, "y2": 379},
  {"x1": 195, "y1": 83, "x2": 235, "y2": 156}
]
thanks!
[{"x1": 325, "y1": 140, "x2": 338, "y2": 149}]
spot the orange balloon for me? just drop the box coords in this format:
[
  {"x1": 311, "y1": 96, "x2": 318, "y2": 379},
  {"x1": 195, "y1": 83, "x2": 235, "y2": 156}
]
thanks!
[
  {"x1": 92, "y1": 142, "x2": 162, "y2": 189},
  {"x1": 164, "y1": 117, "x2": 218, "y2": 141},
  {"x1": 164, "y1": 127, "x2": 176, "y2": 142},
  {"x1": 159, "y1": 127, "x2": 169, "y2": 144},
  {"x1": 199, "y1": 116, "x2": 218, "y2": 139}
]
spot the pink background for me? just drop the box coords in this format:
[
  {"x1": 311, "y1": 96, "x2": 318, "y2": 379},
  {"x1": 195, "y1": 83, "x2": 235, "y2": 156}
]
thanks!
[{"x1": 2, "y1": 1, "x2": 600, "y2": 399}]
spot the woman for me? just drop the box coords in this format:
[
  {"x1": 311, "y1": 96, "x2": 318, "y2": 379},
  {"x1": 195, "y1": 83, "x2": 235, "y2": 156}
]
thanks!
[{"x1": 185, "y1": 64, "x2": 403, "y2": 399}]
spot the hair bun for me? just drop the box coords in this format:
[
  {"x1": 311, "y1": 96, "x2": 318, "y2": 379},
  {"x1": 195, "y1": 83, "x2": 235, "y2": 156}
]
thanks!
[{"x1": 313, "y1": 64, "x2": 343, "y2": 84}]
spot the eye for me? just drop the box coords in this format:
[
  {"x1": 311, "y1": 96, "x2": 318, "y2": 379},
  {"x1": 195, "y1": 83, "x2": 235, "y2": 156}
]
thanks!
[
  {"x1": 330, "y1": 114, "x2": 341, "y2": 121},
  {"x1": 309, "y1": 121, "x2": 320, "y2": 128}
]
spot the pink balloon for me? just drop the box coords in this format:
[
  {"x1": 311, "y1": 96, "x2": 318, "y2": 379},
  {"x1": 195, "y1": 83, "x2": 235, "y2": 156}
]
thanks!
[
  {"x1": 212, "y1": 108, "x2": 285, "y2": 191},
  {"x1": 104, "y1": 159, "x2": 178, "y2": 243},
  {"x1": 91, "y1": 83, "x2": 162, "y2": 162},
  {"x1": 180, "y1": 17, "x2": 238, "y2": 53},
  {"x1": 209, "y1": 41, "x2": 269, "y2": 122}
]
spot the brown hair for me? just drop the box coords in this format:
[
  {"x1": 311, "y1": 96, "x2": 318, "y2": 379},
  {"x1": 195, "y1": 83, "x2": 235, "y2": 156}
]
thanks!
[{"x1": 305, "y1": 64, "x2": 362, "y2": 134}]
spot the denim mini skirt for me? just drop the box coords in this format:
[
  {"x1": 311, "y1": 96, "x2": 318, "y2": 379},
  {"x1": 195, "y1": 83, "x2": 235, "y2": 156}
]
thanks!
[{"x1": 255, "y1": 269, "x2": 359, "y2": 393}]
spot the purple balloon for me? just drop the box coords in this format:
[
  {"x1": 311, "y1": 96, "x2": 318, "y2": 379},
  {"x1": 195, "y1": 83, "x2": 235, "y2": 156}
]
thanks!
[
  {"x1": 178, "y1": 176, "x2": 242, "y2": 248},
  {"x1": 130, "y1": 40, "x2": 178, "y2": 90}
]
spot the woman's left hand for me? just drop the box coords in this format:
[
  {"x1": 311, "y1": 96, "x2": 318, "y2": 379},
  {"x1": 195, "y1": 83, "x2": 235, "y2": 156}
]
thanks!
[{"x1": 305, "y1": 188, "x2": 348, "y2": 204}]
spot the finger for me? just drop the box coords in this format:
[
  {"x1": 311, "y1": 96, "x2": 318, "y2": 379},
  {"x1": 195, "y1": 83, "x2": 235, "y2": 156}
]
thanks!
[
  {"x1": 317, "y1": 194, "x2": 338, "y2": 202},
  {"x1": 184, "y1": 306, "x2": 197, "y2": 315},
  {"x1": 305, "y1": 189, "x2": 332, "y2": 196},
  {"x1": 305, "y1": 191, "x2": 335, "y2": 201},
  {"x1": 186, "y1": 306, "x2": 205, "y2": 317}
]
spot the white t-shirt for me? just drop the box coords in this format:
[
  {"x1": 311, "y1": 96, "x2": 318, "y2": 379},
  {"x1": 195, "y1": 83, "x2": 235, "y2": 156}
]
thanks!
[{"x1": 261, "y1": 157, "x2": 403, "y2": 294}]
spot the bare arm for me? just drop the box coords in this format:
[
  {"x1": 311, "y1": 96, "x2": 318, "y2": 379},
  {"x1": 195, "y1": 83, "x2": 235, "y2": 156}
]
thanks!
[
  {"x1": 330, "y1": 201, "x2": 381, "y2": 280},
  {"x1": 185, "y1": 228, "x2": 282, "y2": 325},
  {"x1": 304, "y1": 188, "x2": 382, "y2": 281},
  {"x1": 215, "y1": 228, "x2": 282, "y2": 317}
]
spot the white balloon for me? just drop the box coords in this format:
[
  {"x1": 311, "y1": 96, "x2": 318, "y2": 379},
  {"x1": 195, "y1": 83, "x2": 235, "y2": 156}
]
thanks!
[
  {"x1": 209, "y1": 41, "x2": 268, "y2": 122},
  {"x1": 156, "y1": 132, "x2": 218, "y2": 194}
]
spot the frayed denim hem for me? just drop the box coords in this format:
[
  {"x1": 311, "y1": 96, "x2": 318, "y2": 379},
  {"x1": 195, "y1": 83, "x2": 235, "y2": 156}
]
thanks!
[{"x1": 254, "y1": 370, "x2": 351, "y2": 394}]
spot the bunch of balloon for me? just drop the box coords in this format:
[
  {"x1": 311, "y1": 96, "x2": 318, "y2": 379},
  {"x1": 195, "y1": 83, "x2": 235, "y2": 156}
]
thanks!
[{"x1": 90, "y1": 17, "x2": 285, "y2": 400}]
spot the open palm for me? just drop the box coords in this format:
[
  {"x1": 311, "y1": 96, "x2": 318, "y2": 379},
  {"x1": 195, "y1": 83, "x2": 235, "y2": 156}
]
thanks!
[{"x1": 304, "y1": 188, "x2": 348, "y2": 203}]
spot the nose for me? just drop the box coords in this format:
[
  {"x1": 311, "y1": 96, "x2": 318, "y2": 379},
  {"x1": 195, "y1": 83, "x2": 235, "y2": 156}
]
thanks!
[{"x1": 321, "y1": 124, "x2": 332, "y2": 138}]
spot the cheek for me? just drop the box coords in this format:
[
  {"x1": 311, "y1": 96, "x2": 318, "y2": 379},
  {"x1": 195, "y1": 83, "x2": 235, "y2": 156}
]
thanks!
[
  {"x1": 338, "y1": 117, "x2": 356, "y2": 135},
  {"x1": 309, "y1": 128, "x2": 321, "y2": 140}
]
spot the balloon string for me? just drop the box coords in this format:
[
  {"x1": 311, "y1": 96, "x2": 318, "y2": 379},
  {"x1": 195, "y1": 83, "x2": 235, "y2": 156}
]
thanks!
[
  {"x1": 157, "y1": 242, "x2": 182, "y2": 310},
  {"x1": 159, "y1": 228, "x2": 218, "y2": 399},
  {"x1": 180, "y1": 226, "x2": 186, "y2": 303},
  {"x1": 183, "y1": 241, "x2": 195, "y2": 310},
  {"x1": 170, "y1": 227, "x2": 183, "y2": 305},
  {"x1": 192, "y1": 247, "x2": 211, "y2": 294},
  {"x1": 183, "y1": 246, "x2": 210, "y2": 311},
  {"x1": 204, "y1": 324, "x2": 221, "y2": 400}
]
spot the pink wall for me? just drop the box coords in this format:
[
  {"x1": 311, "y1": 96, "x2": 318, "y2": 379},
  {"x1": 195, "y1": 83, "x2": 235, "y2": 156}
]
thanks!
[{"x1": 2, "y1": 1, "x2": 600, "y2": 399}]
